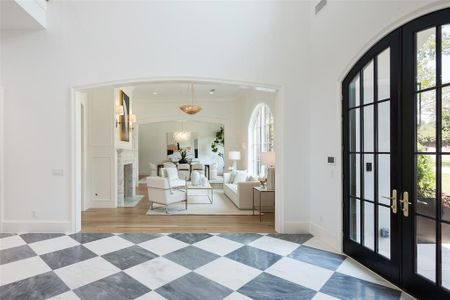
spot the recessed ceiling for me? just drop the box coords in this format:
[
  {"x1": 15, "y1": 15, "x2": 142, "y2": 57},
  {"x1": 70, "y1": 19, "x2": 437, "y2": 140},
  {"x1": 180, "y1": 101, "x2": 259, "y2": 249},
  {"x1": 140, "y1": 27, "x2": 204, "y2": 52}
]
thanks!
[{"x1": 131, "y1": 81, "x2": 255, "y2": 101}]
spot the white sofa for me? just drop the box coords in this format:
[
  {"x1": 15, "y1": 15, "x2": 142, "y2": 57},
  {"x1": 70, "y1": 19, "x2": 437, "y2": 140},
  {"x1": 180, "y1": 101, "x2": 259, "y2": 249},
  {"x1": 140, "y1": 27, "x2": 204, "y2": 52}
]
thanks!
[{"x1": 223, "y1": 171, "x2": 259, "y2": 209}]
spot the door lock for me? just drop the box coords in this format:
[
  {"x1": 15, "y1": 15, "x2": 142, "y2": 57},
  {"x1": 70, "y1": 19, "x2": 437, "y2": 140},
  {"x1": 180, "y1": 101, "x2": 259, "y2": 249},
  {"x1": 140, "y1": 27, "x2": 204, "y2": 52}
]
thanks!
[
  {"x1": 400, "y1": 191, "x2": 411, "y2": 217},
  {"x1": 382, "y1": 189, "x2": 398, "y2": 214}
]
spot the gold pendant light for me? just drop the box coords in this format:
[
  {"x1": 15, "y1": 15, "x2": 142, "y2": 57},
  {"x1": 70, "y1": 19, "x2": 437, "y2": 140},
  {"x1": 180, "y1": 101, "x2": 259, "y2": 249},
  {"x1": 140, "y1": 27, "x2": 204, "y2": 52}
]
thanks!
[{"x1": 180, "y1": 83, "x2": 202, "y2": 115}]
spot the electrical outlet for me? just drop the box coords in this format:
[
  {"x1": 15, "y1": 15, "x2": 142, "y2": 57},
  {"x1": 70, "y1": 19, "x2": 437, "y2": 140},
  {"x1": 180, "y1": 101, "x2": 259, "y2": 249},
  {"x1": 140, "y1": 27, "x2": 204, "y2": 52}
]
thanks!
[{"x1": 32, "y1": 211, "x2": 37, "y2": 218}]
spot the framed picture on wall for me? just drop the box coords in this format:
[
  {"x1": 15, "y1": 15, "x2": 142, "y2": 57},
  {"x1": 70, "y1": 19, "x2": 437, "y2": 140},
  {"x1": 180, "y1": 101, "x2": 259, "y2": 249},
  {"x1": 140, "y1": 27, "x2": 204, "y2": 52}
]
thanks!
[{"x1": 119, "y1": 90, "x2": 130, "y2": 142}]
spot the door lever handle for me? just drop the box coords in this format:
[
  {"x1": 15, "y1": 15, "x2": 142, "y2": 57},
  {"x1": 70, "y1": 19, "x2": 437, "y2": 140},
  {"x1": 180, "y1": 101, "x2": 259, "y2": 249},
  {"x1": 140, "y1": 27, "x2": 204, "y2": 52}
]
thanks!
[
  {"x1": 400, "y1": 191, "x2": 411, "y2": 217},
  {"x1": 382, "y1": 189, "x2": 397, "y2": 214}
]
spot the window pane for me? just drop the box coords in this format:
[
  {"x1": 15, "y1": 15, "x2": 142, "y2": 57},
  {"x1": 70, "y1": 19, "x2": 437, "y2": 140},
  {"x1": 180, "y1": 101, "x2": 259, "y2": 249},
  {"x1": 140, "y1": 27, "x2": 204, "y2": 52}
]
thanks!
[
  {"x1": 364, "y1": 105, "x2": 374, "y2": 152},
  {"x1": 350, "y1": 154, "x2": 360, "y2": 198},
  {"x1": 364, "y1": 154, "x2": 374, "y2": 201},
  {"x1": 417, "y1": 90, "x2": 436, "y2": 152},
  {"x1": 377, "y1": 48, "x2": 390, "y2": 100},
  {"x1": 416, "y1": 216, "x2": 436, "y2": 282},
  {"x1": 442, "y1": 222, "x2": 450, "y2": 290},
  {"x1": 442, "y1": 155, "x2": 450, "y2": 222},
  {"x1": 363, "y1": 61, "x2": 374, "y2": 104},
  {"x1": 442, "y1": 25, "x2": 450, "y2": 85},
  {"x1": 378, "y1": 100, "x2": 390, "y2": 152},
  {"x1": 378, "y1": 154, "x2": 391, "y2": 205},
  {"x1": 364, "y1": 201, "x2": 374, "y2": 250},
  {"x1": 416, "y1": 154, "x2": 436, "y2": 218},
  {"x1": 349, "y1": 75, "x2": 360, "y2": 107},
  {"x1": 416, "y1": 27, "x2": 436, "y2": 90},
  {"x1": 378, "y1": 205, "x2": 391, "y2": 259},
  {"x1": 349, "y1": 109, "x2": 360, "y2": 152},
  {"x1": 350, "y1": 198, "x2": 361, "y2": 243}
]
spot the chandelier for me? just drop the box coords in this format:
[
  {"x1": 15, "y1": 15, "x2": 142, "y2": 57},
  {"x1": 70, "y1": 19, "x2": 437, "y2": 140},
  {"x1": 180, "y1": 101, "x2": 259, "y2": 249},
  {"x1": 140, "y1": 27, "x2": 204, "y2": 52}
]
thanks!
[
  {"x1": 180, "y1": 83, "x2": 202, "y2": 115},
  {"x1": 173, "y1": 130, "x2": 191, "y2": 143}
]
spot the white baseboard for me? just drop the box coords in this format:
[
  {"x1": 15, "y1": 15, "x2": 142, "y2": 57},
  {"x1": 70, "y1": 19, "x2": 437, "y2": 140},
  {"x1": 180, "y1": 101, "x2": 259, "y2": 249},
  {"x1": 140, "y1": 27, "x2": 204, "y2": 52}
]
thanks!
[
  {"x1": 309, "y1": 222, "x2": 342, "y2": 252},
  {"x1": 283, "y1": 221, "x2": 311, "y2": 233},
  {"x1": 89, "y1": 200, "x2": 116, "y2": 208},
  {"x1": 2, "y1": 220, "x2": 72, "y2": 233}
]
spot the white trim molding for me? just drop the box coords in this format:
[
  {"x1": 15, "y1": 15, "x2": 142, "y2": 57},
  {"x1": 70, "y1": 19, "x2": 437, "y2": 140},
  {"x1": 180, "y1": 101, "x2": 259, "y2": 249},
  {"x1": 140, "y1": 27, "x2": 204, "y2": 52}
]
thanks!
[{"x1": 2, "y1": 220, "x2": 72, "y2": 233}]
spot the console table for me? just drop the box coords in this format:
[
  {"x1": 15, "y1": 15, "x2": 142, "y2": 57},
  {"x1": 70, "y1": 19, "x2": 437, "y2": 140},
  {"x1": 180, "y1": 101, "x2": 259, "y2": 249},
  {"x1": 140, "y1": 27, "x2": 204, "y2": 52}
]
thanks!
[{"x1": 252, "y1": 186, "x2": 275, "y2": 222}]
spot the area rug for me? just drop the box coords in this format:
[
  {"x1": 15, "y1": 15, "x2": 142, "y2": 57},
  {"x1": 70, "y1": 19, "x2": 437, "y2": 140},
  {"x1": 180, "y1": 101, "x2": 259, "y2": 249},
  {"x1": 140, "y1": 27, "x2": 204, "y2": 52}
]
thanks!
[{"x1": 146, "y1": 189, "x2": 255, "y2": 215}]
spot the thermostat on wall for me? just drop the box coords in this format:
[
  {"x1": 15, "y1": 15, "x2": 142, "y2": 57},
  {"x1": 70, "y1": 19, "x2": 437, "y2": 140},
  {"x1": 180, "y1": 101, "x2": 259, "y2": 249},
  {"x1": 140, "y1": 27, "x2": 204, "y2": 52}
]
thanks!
[{"x1": 327, "y1": 156, "x2": 336, "y2": 165}]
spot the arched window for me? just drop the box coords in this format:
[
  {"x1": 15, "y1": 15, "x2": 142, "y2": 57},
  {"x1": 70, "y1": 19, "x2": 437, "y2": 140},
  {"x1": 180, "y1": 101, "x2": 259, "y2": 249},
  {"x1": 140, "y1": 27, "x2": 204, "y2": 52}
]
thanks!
[{"x1": 248, "y1": 103, "x2": 274, "y2": 176}]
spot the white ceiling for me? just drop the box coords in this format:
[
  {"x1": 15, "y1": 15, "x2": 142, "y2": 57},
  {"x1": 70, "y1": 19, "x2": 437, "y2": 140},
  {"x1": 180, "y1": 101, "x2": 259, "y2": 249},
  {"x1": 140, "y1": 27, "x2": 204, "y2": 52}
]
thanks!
[{"x1": 131, "y1": 81, "x2": 256, "y2": 101}]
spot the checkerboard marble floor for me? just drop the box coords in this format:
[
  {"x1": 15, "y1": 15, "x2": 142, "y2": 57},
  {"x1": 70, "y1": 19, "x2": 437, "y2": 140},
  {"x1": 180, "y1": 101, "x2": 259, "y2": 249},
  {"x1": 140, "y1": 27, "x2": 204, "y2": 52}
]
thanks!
[{"x1": 0, "y1": 233, "x2": 415, "y2": 300}]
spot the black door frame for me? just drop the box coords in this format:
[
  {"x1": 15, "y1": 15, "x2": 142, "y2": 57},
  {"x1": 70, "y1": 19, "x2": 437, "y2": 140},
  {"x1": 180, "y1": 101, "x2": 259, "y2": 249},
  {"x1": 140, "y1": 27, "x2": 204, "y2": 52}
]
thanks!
[
  {"x1": 342, "y1": 29, "x2": 402, "y2": 285},
  {"x1": 402, "y1": 8, "x2": 450, "y2": 299},
  {"x1": 343, "y1": 7, "x2": 450, "y2": 299}
]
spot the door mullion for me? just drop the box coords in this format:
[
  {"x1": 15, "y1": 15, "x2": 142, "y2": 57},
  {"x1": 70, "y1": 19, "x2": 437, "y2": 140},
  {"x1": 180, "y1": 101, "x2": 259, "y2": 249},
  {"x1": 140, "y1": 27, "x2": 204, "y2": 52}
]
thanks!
[
  {"x1": 374, "y1": 56, "x2": 380, "y2": 254},
  {"x1": 360, "y1": 69, "x2": 365, "y2": 245},
  {"x1": 436, "y1": 24, "x2": 442, "y2": 288}
]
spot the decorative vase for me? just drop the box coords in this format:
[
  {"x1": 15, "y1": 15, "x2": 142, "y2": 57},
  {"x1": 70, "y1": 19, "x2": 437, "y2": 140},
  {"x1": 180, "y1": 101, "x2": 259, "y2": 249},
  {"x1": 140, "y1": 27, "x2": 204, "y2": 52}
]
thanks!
[
  {"x1": 191, "y1": 171, "x2": 200, "y2": 186},
  {"x1": 201, "y1": 175, "x2": 208, "y2": 186}
]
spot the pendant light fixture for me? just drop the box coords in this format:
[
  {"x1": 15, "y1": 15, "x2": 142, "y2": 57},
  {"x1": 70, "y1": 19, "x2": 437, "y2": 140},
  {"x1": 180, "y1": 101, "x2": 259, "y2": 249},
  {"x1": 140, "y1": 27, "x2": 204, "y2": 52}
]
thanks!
[{"x1": 180, "y1": 83, "x2": 202, "y2": 115}]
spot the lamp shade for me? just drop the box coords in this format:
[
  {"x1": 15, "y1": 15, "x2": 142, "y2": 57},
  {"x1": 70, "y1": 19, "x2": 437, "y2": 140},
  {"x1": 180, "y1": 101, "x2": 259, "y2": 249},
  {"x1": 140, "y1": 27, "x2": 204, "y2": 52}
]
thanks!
[
  {"x1": 261, "y1": 151, "x2": 276, "y2": 167},
  {"x1": 228, "y1": 151, "x2": 241, "y2": 160}
]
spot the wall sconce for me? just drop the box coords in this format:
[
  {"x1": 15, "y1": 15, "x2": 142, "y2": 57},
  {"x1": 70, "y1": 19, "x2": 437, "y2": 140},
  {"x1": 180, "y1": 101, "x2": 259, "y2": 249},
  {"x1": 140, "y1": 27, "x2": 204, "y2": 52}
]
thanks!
[{"x1": 115, "y1": 105, "x2": 124, "y2": 128}]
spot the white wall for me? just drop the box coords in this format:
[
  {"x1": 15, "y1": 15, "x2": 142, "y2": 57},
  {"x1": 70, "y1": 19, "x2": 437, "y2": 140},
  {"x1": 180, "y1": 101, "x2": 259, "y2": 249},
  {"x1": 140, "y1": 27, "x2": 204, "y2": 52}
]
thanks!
[
  {"x1": 1, "y1": 0, "x2": 444, "y2": 240},
  {"x1": 139, "y1": 121, "x2": 223, "y2": 175},
  {"x1": 307, "y1": 0, "x2": 448, "y2": 249}
]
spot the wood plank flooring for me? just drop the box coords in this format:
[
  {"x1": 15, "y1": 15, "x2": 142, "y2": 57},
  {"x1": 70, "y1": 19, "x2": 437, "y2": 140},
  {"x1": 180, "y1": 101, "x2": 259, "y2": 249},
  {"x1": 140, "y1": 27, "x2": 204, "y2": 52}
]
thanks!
[{"x1": 82, "y1": 184, "x2": 275, "y2": 233}]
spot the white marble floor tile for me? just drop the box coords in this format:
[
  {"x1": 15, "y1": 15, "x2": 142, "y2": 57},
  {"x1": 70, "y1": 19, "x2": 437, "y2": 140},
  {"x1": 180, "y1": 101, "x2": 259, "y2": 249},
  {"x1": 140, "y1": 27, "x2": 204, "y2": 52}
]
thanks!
[
  {"x1": 54, "y1": 257, "x2": 120, "y2": 289},
  {"x1": 224, "y1": 292, "x2": 253, "y2": 300},
  {"x1": 138, "y1": 236, "x2": 188, "y2": 256},
  {"x1": 248, "y1": 236, "x2": 299, "y2": 256},
  {"x1": 336, "y1": 258, "x2": 398, "y2": 290},
  {"x1": 0, "y1": 235, "x2": 26, "y2": 250},
  {"x1": 265, "y1": 257, "x2": 333, "y2": 291},
  {"x1": 125, "y1": 257, "x2": 190, "y2": 290},
  {"x1": 83, "y1": 236, "x2": 133, "y2": 256},
  {"x1": 47, "y1": 291, "x2": 81, "y2": 300},
  {"x1": 193, "y1": 236, "x2": 243, "y2": 256},
  {"x1": 28, "y1": 236, "x2": 80, "y2": 255},
  {"x1": 312, "y1": 292, "x2": 340, "y2": 300},
  {"x1": 195, "y1": 257, "x2": 261, "y2": 290},
  {"x1": 135, "y1": 291, "x2": 167, "y2": 300},
  {"x1": 0, "y1": 256, "x2": 51, "y2": 286}
]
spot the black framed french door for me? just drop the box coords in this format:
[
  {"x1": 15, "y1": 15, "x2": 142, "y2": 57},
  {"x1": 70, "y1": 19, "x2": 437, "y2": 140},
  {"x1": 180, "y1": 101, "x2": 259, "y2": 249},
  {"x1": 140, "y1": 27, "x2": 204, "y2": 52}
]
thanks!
[
  {"x1": 402, "y1": 9, "x2": 450, "y2": 299},
  {"x1": 343, "y1": 8, "x2": 450, "y2": 299},
  {"x1": 343, "y1": 29, "x2": 402, "y2": 284}
]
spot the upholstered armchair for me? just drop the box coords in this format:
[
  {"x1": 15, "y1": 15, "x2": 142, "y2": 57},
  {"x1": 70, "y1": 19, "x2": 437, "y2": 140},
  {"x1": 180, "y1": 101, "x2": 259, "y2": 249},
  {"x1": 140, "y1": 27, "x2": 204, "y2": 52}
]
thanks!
[
  {"x1": 147, "y1": 177, "x2": 187, "y2": 212},
  {"x1": 148, "y1": 162, "x2": 158, "y2": 177},
  {"x1": 160, "y1": 167, "x2": 186, "y2": 188}
]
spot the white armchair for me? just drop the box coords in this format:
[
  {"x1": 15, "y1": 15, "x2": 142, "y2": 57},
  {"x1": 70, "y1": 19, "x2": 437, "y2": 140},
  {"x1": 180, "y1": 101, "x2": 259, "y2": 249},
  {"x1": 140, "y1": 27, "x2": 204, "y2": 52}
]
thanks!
[
  {"x1": 160, "y1": 167, "x2": 186, "y2": 187},
  {"x1": 147, "y1": 177, "x2": 187, "y2": 211}
]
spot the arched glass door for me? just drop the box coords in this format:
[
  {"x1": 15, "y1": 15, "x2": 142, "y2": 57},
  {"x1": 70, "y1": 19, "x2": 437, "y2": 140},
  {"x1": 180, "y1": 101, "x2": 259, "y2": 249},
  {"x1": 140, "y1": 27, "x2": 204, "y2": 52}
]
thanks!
[{"x1": 343, "y1": 8, "x2": 450, "y2": 299}]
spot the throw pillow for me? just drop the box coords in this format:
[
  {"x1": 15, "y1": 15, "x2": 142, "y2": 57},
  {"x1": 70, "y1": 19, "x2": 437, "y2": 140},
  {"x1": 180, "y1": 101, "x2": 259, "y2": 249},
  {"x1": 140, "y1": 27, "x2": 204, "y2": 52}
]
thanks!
[
  {"x1": 165, "y1": 167, "x2": 178, "y2": 180},
  {"x1": 233, "y1": 171, "x2": 248, "y2": 184}
]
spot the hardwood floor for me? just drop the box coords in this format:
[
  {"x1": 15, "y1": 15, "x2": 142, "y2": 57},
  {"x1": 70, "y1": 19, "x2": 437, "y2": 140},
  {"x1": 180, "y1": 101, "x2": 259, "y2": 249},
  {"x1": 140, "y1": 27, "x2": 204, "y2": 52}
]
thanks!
[{"x1": 81, "y1": 184, "x2": 275, "y2": 233}]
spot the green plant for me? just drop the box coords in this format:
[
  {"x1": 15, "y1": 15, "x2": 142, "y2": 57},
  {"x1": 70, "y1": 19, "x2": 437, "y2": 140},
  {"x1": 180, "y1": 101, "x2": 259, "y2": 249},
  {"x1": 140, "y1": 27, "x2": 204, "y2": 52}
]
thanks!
[
  {"x1": 211, "y1": 126, "x2": 224, "y2": 158},
  {"x1": 417, "y1": 152, "x2": 435, "y2": 199}
]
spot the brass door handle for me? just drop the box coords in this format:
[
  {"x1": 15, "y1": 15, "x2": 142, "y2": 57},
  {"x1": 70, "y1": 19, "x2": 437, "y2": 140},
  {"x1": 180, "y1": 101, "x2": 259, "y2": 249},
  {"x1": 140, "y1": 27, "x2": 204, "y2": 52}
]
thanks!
[
  {"x1": 382, "y1": 189, "x2": 397, "y2": 214},
  {"x1": 400, "y1": 191, "x2": 411, "y2": 217}
]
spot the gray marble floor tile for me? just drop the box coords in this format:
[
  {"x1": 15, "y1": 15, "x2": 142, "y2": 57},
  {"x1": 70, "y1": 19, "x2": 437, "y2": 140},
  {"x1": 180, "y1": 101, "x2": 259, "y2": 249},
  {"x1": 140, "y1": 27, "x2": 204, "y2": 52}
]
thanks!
[
  {"x1": 288, "y1": 245, "x2": 346, "y2": 271},
  {"x1": 238, "y1": 272, "x2": 316, "y2": 300},
  {"x1": 156, "y1": 272, "x2": 232, "y2": 300},
  {"x1": 40, "y1": 245, "x2": 97, "y2": 269},
  {"x1": 0, "y1": 244, "x2": 36, "y2": 265},
  {"x1": 0, "y1": 233, "x2": 16, "y2": 239},
  {"x1": 164, "y1": 245, "x2": 219, "y2": 270},
  {"x1": 169, "y1": 233, "x2": 212, "y2": 244},
  {"x1": 119, "y1": 233, "x2": 163, "y2": 244},
  {"x1": 320, "y1": 272, "x2": 401, "y2": 300},
  {"x1": 69, "y1": 233, "x2": 114, "y2": 244},
  {"x1": 102, "y1": 245, "x2": 158, "y2": 270},
  {"x1": 225, "y1": 245, "x2": 282, "y2": 271},
  {"x1": 0, "y1": 271, "x2": 69, "y2": 299},
  {"x1": 20, "y1": 233, "x2": 65, "y2": 244},
  {"x1": 74, "y1": 272, "x2": 150, "y2": 300},
  {"x1": 268, "y1": 233, "x2": 313, "y2": 244},
  {"x1": 219, "y1": 233, "x2": 262, "y2": 244}
]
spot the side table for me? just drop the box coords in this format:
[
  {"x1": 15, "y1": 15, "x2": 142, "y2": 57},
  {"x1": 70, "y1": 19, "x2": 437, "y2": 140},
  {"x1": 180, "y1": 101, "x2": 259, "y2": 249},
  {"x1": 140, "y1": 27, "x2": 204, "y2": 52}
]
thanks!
[{"x1": 253, "y1": 186, "x2": 275, "y2": 222}]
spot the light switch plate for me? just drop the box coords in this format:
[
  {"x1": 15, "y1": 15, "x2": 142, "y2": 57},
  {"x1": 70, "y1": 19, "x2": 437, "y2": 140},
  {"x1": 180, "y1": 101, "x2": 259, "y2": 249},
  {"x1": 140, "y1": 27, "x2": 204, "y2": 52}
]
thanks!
[{"x1": 52, "y1": 169, "x2": 64, "y2": 176}]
